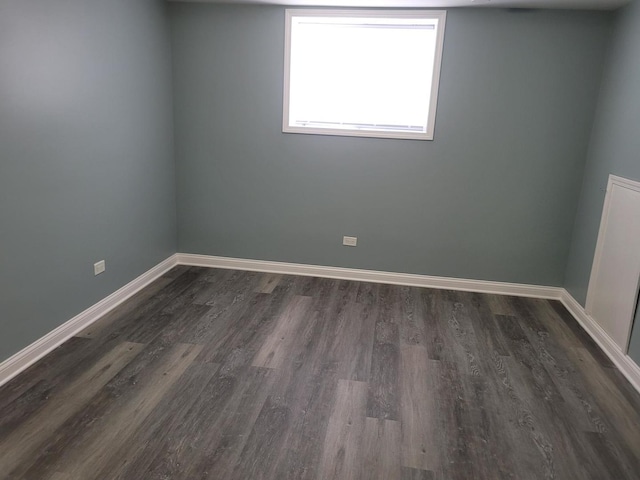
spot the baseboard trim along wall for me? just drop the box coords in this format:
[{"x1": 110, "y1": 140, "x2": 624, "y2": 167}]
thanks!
[
  {"x1": 2, "y1": 252, "x2": 639, "y2": 396},
  {"x1": 177, "y1": 253, "x2": 563, "y2": 299},
  {"x1": 0, "y1": 255, "x2": 178, "y2": 388},
  {"x1": 560, "y1": 290, "x2": 640, "y2": 393}
]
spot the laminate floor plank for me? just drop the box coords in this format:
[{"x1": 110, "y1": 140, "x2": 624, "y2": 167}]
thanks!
[
  {"x1": 76, "y1": 267, "x2": 204, "y2": 341},
  {"x1": 255, "y1": 273, "x2": 282, "y2": 293},
  {"x1": 327, "y1": 302, "x2": 376, "y2": 382},
  {"x1": 440, "y1": 292, "x2": 483, "y2": 377},
  {"x1": 401, "y1": 467, "x2": 436, "y2": 480},
  {"x1": 512, "y1": 298, "x2": 612, "y2": 436},
  {"x1": 571, "y1": 347, "x2": 640, "y2": 474},
  {"x1": 0, "y1": 341, "x2": 145, "y2": 476},
  {"x1": 355, "y1": 281, "x2": 381, "y2": 306},
  {"x1": 42, "y1": 343, "x2": 202, "y2": 480},
  {"x1": 268, "y1": 316, "x2": 341, "y2": 480},
  {"x1": 2, "y1": 266, "x2": 640, "y2": 480},
  {"x1": 72, "y1": 275, "x2": 174, "y2": 340},
  {"x1": 486, "y1": 293, "x2": 516, "y2": 316},
  {"x1": 488, "y1": 352, "x2": 557, "y2": 479},
  {"x1": 49, "y1": 473, "x2": 71, "y2": 480},
  {"x1": 196, "y1": 367, "x2": 274, "y2": 480},
  {"x1": 11, "y1": 305, "x2": 207, "y2": 477},
  {"x1": 359, "y1": 417, "x2": 402, "y2": 480},
  {"x1": 499, "y1": 350, "x2": 594, "y2": 480},
  {"x1": 0, "y1": 336, "x2": 94, "y2": 413},
  {"x1": 270, "y1": 367, "x2": 340, "y2": 480},
  {"x1": 252, "y1": 295, "x2": 313, "y2": 369},
  {"x1": 497, "y1": 302, "x2": 606, "y2": 479},
  {"x1": 229, "y1": 393, "x2": 292, "y2": 480},
  {"x1": 316, "y1": 379, "x2": 368, "y2": 480},
  {"x1": 399, "y1": 345, "x2": 440, "y2": 471},
  {"x1": 398, "y1": 286, "x2": 428, "y2": 348},
  {"x1": 136, "y1": 365, "x2": 272, "y2": 480},
  {"x1": 94, "y1": 361, "x2": 223, "y2": 480},
  {"x1": 432, "y1": 295, "x2": 517, "y2": 478},
  {"x1": 494, "y1": 314, "x2": 564, "y2": 405},
  {"x1": 197, "y1": 288, "x2": 292, "y2": 364},
  {"x1": 548, "y1": 300, "x2": 614, "y2": 368},
  {"x1": 367, "y1": 316, "x2": 400, "y2": 420},
  {"x1": 181, "y1": 291, "x2": 259, "y2": 348},
  {"x1": 418, "y1": 289, "x2": 447, "y2": 361},
  {"x1": 250, "y1": 281, "x2": 358, "y2": 480}
]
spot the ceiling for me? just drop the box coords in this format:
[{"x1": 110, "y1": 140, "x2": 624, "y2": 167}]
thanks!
[{"x1": 168, "y1": 0, "x2": 632, "y2": 11}]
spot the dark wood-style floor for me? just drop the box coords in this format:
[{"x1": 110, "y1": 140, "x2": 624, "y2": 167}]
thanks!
[{"x1": 1, "y1": 266, "x2": 640, "y2": 480}]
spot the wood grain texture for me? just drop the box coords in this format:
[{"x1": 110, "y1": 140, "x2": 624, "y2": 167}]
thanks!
[
  {"x1": 317, "y1": 379, "x2": 368, "y2": 480},
  {"x1": 367, "y1": 309, "x2": 400, "y2": 420},
  {"x1": 360, "y1": 417, "x2": 402, "y2": 480},
  {"x1": 0, "y1": 341, "x2": 144, "y2": 475},
  {"x1": 401, "y1": 467, "x2": 436, "y2": 480},
  {"x1": 400, "y1": 344, "x2": 439, "y2": 471},
  {"x1": 1, "y1": 267, "x2": 639, "y2": 480},
  {"x1": 255, "y1": 273, "x2": 282, "y2": 294},
  {"x1": 252, "y1": 295, "x2": 312, "y2": 369}
]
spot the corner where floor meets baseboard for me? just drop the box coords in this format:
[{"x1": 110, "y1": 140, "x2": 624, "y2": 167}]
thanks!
[
  {"x1": 3, "y1": 252, "x2": 639, "y2": 398},
  {"x1": 177, "y1": 253, "x2": 562, "y2": 299},
  {"x1": 560, "y1": 289, "x2": 640, "y2": 394},
  {"x1": 0, "y1": 255, "x2": 179, "y2": 388},
  {"x1": 177, "y1": 253, "x2": 640, "y2": 394}
]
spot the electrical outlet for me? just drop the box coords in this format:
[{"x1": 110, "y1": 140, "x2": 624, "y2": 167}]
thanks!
[
  {"x1": 343, "y1": 236, "x2": 358, "y2": 247},
  {"x1": 94, "y1": 260, "x2": 106, "y2": 276}
]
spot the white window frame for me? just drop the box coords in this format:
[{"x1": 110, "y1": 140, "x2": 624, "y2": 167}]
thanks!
[{"x1": 282, "y1": 9, "x2": 447, "y2": 141}]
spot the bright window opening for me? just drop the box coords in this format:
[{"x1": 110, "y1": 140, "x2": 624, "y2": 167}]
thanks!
[{"x1": 283, "y1": 9, "x2": 447, "y2": 141}]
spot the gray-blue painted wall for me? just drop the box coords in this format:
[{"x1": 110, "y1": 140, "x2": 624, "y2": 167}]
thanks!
[
  {"x1": 171, "y1": 4, "x2": 612, "y2": 288},
  {"x1": 564, "y1": 0, "x2": 640, "y2": 363},
  {"x1": 2, "y1": 1, "x2": 632, "y2": 368},
  {"x1": 0, "y1": 0, "x2": 177, "y2": 361}
]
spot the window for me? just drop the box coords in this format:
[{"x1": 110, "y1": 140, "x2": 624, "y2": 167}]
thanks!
[{"x1": 283, "y1": 9, "x2": 447, "y2": 141}]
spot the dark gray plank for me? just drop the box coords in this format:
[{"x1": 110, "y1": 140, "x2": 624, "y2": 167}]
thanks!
[
  {"x1": 230, "y1": 394, "x2": 291, "y2": 480},
  {"x1": 401, "y1": 467, "x2": 436, "y2": 480},
  {"x1": 0, "y1": 341, "x2": 145, "y2": 476},
  {"x1": 316, "y1": 379, "x2": 368, "y2": 480},
  {"x1": 135, "y1": 366, "x2": 273, "y2": 480},
  {"x1": 93, "y1": 361, "x2": 223, "y2": 479},
  {"x1": 367, "y1": 317, "x2": 400, "y2": 420},
  {"x1": 0, "y1": 336, "x2": 92, "y2": 414}
]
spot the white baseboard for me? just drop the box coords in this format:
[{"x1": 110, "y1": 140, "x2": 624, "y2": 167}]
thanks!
[
  {"x1": 560, "y1": 289, "x2": 640, "y2": 393},
  {"x1": 178, "y1": 253, "x2": 640, "y2": 394},
  {"x1": 0, "y1": 254, "x2": 178, "y2": 388},
  {"x1": 176, "y1": 253, "x2": 563, "y2": 299},
  {"x1": 4, "y1": 251, "x2": 640, "y2": 397}
]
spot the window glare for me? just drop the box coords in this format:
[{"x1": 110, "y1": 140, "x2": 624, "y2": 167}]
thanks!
[{"x1": 284, "y1": 10, "x2": 446, "y2": 140}]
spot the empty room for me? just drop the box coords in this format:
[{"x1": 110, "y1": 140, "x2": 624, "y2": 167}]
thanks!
[{"x1": 2, "y1": 0, "x2": 640, "y2": 478}]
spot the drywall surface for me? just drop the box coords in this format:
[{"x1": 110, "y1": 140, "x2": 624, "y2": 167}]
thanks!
[
  {"x1": 0, "y1": 0, "x2": 177, "y2": 361},
  {"x1": 564, "y1": 0, "x2": 640, "y2": 362},
  {"x1": 172, "y1": 4, "x2": 612, "y2": 287}
]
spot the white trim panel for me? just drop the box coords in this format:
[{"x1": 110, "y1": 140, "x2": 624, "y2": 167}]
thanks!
[
  {"x1": 177, "y1": 253, "x2": 562, "y2": 299},
  {"x1": 586, "y1": 174, "x2": 640, "y2": 313},
  {"x1": 0, "y1": 255, "x2": 179, "y2": 388},
  {"x1": 561, "y1": 289, "x2": 640, "y2": 393},
  {"x1": 586, "y1": 174, "x2": 640, "y2": 351}
]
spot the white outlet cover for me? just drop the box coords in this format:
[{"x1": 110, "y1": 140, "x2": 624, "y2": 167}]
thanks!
[
  {"x1": 94, "y1": 260, "x2": 106, "y2": 276},
  {"x1": 343, "y1": 236, "x2": 358, "y2": 247}
]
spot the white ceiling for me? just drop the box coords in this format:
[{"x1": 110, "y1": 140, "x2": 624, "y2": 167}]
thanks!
[{"x1": 168, "y1": 0, "x2": 632, "y2": 11}]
